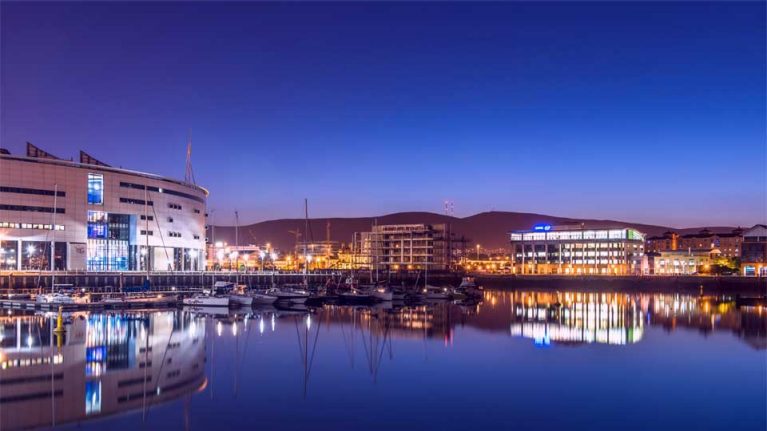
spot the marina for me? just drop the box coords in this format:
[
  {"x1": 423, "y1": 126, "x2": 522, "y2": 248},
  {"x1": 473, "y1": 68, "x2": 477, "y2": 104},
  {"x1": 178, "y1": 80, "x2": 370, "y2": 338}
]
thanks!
[{"x1": 0, "y1": 285, "x2": 764, "y2": 431}]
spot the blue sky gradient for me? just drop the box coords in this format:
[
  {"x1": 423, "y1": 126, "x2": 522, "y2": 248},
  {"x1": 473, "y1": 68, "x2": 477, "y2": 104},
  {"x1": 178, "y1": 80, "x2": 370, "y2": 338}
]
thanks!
[{"x1": 1, "y1": 2, "x2": 765, "y2": 226}]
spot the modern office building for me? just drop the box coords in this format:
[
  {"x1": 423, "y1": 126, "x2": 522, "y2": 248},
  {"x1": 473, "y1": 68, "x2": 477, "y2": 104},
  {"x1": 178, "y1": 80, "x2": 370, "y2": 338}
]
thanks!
[
  {"x1": 0, "y1": 144, "x2": 207, "y2": 271},
  {"x1": 353, "y1": 223, "x2": 454, "y2": 271},
  {"x1": 509, "y1": 224, "x2": 646, "y2": 275},
  {"x1": 741, "y1": 224, "x2": 767, "y2": 277}
]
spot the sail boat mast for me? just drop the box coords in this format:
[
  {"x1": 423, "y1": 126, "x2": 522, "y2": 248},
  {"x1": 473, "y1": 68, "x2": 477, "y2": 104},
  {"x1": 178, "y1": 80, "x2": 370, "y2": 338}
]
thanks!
[
  {"x1": 235, "y1": 211, "x2": 240, "y2": 283},
  {"x1": 50, "y1": 184, "x2": 58, "y2": 293},
  {"x1": 303, "y1": 199, "x2": 308, "y2": 285},
  {"x1": 144, "y1": 186, "x2": 150, "y2": 280}
]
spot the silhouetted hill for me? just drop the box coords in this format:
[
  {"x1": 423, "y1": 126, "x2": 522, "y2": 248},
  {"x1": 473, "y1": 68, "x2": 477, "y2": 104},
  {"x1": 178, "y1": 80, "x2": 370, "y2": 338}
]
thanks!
[{"x1": 210, "y1": 211, "x2": 737, "y2": 251}]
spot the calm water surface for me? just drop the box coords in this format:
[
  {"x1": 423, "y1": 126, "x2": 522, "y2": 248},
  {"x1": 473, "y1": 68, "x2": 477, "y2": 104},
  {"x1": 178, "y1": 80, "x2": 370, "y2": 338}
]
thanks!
[{"x1": 1, "y1": 288, "x2": 765, "y2": 431}]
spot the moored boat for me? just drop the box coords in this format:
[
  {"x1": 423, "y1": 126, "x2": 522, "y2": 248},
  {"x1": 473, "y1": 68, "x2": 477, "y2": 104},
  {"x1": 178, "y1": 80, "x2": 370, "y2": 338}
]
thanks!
[
  {"x1": 423, "y1": 285, "x2": 451, "y2": 300},
  {"x1": 183, "y1": 294, "x2": 230, "y2": 307},
  {"x1": 266, "y1": 286, "x2": 310, "y2": 303}
]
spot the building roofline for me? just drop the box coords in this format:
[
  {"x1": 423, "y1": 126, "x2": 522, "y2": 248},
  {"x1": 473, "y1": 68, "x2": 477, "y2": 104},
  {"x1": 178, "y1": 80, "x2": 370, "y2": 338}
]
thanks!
[{"x1": 0, "y1": 153, "x2": 209, "y2": 196}]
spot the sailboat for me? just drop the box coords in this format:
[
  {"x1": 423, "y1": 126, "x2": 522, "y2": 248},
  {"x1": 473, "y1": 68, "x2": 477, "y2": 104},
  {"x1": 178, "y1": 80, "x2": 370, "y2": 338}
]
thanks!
[
  {"x1": 35, "y1": 184, "x2": 80, "y2": 305},
  {"x1": 267, "y1": 200, "x2": 311, "y2": 303},
  {"x1": 228, "y1": 211, "x2": 254, "y2": 307},
  {"x1": 422, "y1": 259, "x2": 451, "y2": 300}
]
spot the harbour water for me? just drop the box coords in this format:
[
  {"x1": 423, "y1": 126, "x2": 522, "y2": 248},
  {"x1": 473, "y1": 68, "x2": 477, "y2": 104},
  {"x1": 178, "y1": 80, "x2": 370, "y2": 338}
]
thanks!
[{"x1": 1, "y1": 288, "x2": 765, "y2": 431}]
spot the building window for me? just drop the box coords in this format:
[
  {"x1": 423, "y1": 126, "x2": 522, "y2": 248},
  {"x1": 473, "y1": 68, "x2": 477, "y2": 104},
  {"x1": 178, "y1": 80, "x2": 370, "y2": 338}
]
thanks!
[
  {"x1": 168, "y1": 231, "x2": 181, "y2": 238},
  {"x1": 193, "y1": 209, "x2": 201, "y2": 214},
  {"x1": 167, "y1": 217, "x2": 174, "y2": 223},
  {"x1": 120, "y1": 197, "x2": 153, "y2": 206},
  {"x1": 168, "y1": 203, "x2": 182, "y2": 210},
  {"x1": 0, "y1": 221, "x2": 64, "y2": 231},
  {"x1": 87, "y1": 173, "x2": 104, "y2": 205},
  {"x1": 0, "y1": 186, "x2": 66, "y2": 197},
  {"x1": 0, "y1": 204, "x2": 65, "y2": 214},
  {"x1": 193, "y1": 234, "x2": 200, "y2": 240},
  {"x1": 140, "y1": 215, "x2": 154, "y2": 221},
  {"x1": 140, "y1": 230, "x2": 153, "y2": 236}
]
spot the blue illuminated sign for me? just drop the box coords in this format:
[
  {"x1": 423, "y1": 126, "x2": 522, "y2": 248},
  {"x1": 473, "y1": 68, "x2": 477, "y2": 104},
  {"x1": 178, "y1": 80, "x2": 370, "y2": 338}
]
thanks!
[{"x1": 533, "y1": 224, "x2": 551, "y2": 232}]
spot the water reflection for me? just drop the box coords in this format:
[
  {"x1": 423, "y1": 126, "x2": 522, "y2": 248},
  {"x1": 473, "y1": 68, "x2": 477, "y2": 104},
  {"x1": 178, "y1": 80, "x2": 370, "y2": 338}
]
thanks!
[
  {"x1": 0, "y1": 310, "x2": 206, "y2": 430},
  {"x1": 0, "y1": 289, "x2": 764, "y2": 430}
]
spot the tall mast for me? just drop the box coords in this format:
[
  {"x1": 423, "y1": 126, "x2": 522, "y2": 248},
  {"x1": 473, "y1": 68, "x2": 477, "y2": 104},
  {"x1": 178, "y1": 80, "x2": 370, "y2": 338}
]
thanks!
[
  {"x1": 303, "y1": 199, "x2": 308, "y2": 285},
  {"x1": 235, "y1": 211, "x2": 240, "y2": 283},
  {"x1": 144, "y1": 186, "x2": 150, "y2": 280},
  {"x1": 50, "y1": 183, "x2": 58, "y2": 293}
]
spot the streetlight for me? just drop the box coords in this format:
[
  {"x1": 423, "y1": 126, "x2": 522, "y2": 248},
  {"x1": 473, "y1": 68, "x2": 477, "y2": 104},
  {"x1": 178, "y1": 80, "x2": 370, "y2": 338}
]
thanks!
[{"x1": 259, "y1": 250, "x2": 266, "y2": 272}]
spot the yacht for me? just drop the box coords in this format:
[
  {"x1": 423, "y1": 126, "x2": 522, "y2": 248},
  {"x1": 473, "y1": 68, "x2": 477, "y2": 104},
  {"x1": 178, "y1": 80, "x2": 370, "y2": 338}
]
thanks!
[
  {"x1": 229, "y1": 284, "x2": 254, "y2": 306},
  {"x1": 423, "y1": 285, "x2": 452, "y2": 300},
  {"x1": 266, "y1": 286, "x2": 310, "y2": 304},
  {"x1": 250, "y1": 290, "x2": 279, "y2": 304},
  {"x1": 371, "y1": 286, "x2": 393, "y2": 301},
  {"x1": 457, "y1": 277, "x2": 484, "y2": 296},
  {"x1": 339, "y1": 287, "x2": 375, "y2": 303},
  {"x1": 183, "y1": 294, "x2": 230, "y2": 307},
  {"x1": 36, "y1": 292, "x2": 76, "y2": 305}
]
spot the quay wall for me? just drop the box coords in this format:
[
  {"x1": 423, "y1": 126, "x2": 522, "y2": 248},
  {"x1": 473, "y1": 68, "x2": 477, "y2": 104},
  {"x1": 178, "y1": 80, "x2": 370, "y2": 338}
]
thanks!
[{"x1": 0, "y1": 271, "x2": 460, "y2": 291}]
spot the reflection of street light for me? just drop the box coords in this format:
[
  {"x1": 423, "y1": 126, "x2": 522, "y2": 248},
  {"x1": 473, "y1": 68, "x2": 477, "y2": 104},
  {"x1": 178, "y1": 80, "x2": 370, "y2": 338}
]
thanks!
[
  {"x1": 476, "y1": 244, "x2": 480, "y2": 260},
  {"x1": 27, "y1": 245, "x2": 36, "y2": 255}
]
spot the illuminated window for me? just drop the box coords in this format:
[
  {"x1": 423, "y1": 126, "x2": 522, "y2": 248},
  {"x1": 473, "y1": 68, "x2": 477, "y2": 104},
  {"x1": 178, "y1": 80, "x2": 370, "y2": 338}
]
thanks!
[{"x1": 87, "y1": 173, "x2": 104, "y2": 205}]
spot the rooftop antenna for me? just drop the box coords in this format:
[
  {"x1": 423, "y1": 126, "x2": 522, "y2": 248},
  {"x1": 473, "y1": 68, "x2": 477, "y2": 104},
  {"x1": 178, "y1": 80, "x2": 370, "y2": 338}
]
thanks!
[
  {"x1": 443, "y1": 200, "x2": 455, "y2": 217},
  {"x1": 185, "y1": 130, "x2": 196, "y2": 185}
]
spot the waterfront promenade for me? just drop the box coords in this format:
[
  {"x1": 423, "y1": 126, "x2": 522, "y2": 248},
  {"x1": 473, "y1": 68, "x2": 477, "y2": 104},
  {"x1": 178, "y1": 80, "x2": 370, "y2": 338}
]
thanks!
[{"x1": 0, "y1": 270, "x2": 764, "y2": 294}]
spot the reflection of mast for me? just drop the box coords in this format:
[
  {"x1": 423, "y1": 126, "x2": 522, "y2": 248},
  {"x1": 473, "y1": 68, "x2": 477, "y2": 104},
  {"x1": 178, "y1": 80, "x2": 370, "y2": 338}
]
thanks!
[
  {"x1": 360, "y1": 310, "x2": 391, "y2": 382},
  {"x1": 294, "y1": 313, "x2": 321, "y2": 398}
]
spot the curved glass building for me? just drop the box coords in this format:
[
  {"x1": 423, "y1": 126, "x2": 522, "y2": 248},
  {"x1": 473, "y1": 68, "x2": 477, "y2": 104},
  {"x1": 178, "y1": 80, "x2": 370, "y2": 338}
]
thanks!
[{"x1": 0, "y1": 144, "x2": 207, "y2": 271}]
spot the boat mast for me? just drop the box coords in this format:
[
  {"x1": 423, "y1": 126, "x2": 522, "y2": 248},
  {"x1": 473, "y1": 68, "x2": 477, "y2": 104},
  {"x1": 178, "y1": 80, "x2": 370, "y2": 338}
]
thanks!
[
  {"x1": 50, "y1": 183, "x2": 58, "y2": 293},
  {"x1": 303, "y1": 198, "x2": 308, "y2": 286},
  {"x1": 235, "y1": 211, "x2": 240, "y2": 284},
  {"x1": 144, "y1": 186, "x2": 150, "y2": 281}
]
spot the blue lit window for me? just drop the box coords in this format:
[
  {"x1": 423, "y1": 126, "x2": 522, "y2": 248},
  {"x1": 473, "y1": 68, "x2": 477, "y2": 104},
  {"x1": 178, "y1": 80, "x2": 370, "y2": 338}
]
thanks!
[
  {"x1": 85, "y1": 380, "x2": 102, "y2": 415},
  {"x1": 87, "y1": 173, "x2": 104, "y2": 205}
]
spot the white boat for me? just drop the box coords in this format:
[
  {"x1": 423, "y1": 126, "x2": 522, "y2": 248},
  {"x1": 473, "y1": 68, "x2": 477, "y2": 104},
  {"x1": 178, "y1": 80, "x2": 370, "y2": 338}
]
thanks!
[
  {"x1": 423, "y1": 285, "x2": 451, "y2": 300},
  {"x1": 458, "y1": 277, "x2": 484, "y2": 296},
  {"x1": 36, "y1": 292, "x2": 76, "y2": 305},
  {"x1": 266, "y1": 287, "x2": 310, "y2": 303},
  {"x1": 250, "y1": 291, "x2": 278, "y2": 304},
  {"x1": 339, "y1": 287, "x2": 375, "y2": 302},
  {"x1": 371, "y1": 287, "x2": 393, "y2": 301},
  {"x1": 183, "y1": 294, "x2": 230, "y2": 307},
  {"x1": 229, "y1": 294, "x2": 254, "y2": 307},
  {"x1": 101, "y1": 293, "x2": 177, "y2": 306}
]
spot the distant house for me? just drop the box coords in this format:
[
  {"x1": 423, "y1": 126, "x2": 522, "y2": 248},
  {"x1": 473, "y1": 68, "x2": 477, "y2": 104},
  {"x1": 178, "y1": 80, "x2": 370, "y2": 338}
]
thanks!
[
  {"x1": 646, "y1": 228, "x2": 743, "y2": 258},
  {"x1": 741, "y1": 225, "x2": 767, "y2": 277}
]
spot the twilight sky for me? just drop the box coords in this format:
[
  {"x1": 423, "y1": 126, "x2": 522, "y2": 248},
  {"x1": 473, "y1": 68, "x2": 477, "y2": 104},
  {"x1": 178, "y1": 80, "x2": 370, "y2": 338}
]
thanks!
[{"x1": 1, "y1": 2, "x2": 765, "y2": 227}]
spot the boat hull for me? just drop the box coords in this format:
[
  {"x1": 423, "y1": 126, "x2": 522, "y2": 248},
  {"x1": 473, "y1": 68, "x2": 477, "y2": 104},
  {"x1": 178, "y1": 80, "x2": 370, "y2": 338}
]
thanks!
[
  {"x1": 229, "y1": 294, "x2": 254, "y2": 306},
  {"x1": 183, "y1": 296, "x2": 230, "y2": 307}
]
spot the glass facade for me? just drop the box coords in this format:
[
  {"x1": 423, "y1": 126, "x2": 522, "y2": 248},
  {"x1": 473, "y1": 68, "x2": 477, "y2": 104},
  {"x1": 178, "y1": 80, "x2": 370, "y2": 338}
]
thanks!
[
  {"x1": 0, "y1": 241, "x2": 18, "y2": 270},
  {"x1": 87, "y1": 211, "x2": 131, "y2": 271},
  {"x1": 87, "y1": 173, "x2": 104, "y2": 205}
]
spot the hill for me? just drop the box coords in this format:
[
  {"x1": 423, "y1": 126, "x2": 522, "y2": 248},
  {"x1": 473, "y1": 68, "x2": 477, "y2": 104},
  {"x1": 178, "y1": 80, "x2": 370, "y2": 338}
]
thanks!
[{"x1": 209, "y1": 211, "x2": 737, "y2": 251}]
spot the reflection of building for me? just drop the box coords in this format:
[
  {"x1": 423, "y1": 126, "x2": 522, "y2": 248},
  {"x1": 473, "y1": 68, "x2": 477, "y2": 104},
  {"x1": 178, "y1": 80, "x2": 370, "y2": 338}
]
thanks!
[
  {"x1": 741, "y1": 224, "x2": 767, "y2": 277},
  {"x1": 0, "y1": 311, "x2": 206, "y2": 430},
  {"x1": 509, "y1": 224, "x2": 645, "y2": 275},
  {"x1": 507, "y1": 291, "x2": 644, "y2": 345},
  {"x1": 353, "y1": 224, "x2": 454, "y2": 271},
  {"x1": 0, "y1": 144, "x2": 207, "y2": 271}
]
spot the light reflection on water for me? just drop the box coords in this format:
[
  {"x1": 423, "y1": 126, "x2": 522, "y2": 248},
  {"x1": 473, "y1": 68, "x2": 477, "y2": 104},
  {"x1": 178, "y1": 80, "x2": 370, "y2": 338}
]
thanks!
[{"x1": 0, "y1": 288, "x2": 765, "y2": 431}]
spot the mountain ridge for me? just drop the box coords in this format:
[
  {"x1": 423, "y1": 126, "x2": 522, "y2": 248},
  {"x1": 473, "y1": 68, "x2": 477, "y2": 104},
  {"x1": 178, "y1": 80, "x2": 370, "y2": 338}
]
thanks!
[{"x1": 209, "y1": 211, "x2": 739, "y2": 251}]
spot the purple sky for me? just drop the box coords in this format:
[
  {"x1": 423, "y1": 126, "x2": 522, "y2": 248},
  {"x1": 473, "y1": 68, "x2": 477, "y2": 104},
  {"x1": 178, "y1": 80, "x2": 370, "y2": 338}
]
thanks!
[{"x1": 1, "y1": 2, "x2": 765, "y2": 227}]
